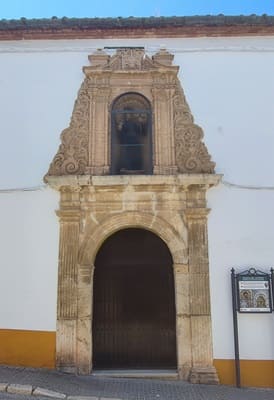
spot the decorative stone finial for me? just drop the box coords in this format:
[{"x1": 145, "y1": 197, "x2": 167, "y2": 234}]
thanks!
[
  {"x1": 153, "y1": 48, "x2": 174, "y2": 66},
  {"x1": 88, "y1": 48, "x2": 110, "y2": 67}
]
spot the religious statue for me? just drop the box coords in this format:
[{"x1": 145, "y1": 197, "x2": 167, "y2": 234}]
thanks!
[{"x1": 116, "y1": 112, "x2": 147, "y2": 173}]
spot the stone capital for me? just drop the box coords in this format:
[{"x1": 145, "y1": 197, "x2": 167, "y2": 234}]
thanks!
[
  {"x1": 184, "y1": 208, "x2": 211, "y2": 221},
  {"x1": 151, "y1": 87, "x2": 175, "y2": 101},
  {"x1": 90, "y1": 87, "x2": 111, "y2": 101},
  {"x1": 56, "y1": 209, "x2": 81, "y2": 222}
]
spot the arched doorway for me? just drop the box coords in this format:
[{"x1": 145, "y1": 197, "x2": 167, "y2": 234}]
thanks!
[{"x1": 92, "y1": 228, "x2": 177, "y2": 369}]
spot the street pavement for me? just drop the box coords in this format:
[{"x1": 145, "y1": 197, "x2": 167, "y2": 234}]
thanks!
[{"x1": 0, "y1": 365, "x2": 274, "y2": 400}]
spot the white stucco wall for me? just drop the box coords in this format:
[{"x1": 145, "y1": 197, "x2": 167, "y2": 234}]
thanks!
[{"x1": 0, "y1": 37, "x2": 273, "y2": 359}]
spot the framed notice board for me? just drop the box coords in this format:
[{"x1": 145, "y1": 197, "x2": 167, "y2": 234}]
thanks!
[{"x1": 236, "y1": 268, "x2": 272, "y2": 313}]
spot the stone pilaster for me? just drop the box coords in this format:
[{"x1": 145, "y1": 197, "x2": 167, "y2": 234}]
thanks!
[
  {"x1": 152, "y1": 85, "x2": 178, "y2": 175},
  {"x1": 174, "y1": 263, "x2": 191, "y2": 380},
  {"x1": 56, "y1": 200, "x2": 80, "y2": 373},
  {"x1": 76, "y1": 264, "x2": 94, "y2": 374},
  {"x1": 184, "y1": 203, "x2": 219, "y2": 384},
  {"x1": 86, "y1": 81, "x2": 111, "y2": 175}
]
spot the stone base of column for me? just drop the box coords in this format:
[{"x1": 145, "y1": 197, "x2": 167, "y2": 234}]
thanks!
[
  {"x1": 57, "y1": 365, "x2": 77, "y2": 374},
  {"x1": 178, "y1": 365, "x2": 191, "y2": 380},
  {"x1": 153, "y1": 165, "x2": 178, "y2": 175},
  {"x1": 85, "y1": 165, "x2": 110, "y2": 175},
  {"x1": 189, "y1": 366, "x2": 219, "y2": 385}
]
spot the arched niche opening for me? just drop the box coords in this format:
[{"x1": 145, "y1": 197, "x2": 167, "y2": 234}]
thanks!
[
  {"x1": 92, "y1": 228, "x2": 177, "y2": 369},
  {"x1": 111, "y1": 93, "x2": 153, "y2": 175}
]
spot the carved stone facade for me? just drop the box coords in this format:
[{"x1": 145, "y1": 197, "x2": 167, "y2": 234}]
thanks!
[{"x1": 45, "y1": 48, "x2": 221, "y2": 384}]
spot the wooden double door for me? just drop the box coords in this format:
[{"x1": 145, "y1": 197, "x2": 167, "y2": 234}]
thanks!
[{"x1": 93, "y1": 228, "x2": 177, "y2": 369}]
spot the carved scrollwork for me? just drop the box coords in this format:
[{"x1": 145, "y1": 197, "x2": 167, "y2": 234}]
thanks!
[
  {"x1": 45, "y1": 49, "x2": 216, "y2": 179},
  {"x1": 174, "y1": 82, "x2": 215, "y2": 173},
  {"x1": 46, "y1": 79, "x2": 90, "y2": 176}
]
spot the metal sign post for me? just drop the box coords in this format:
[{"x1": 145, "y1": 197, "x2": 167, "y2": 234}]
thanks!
[
  {"x1": 271, "y1": 268, "x2": 274, "y2": 307},
  {"x1": 231, "y1": 267, "x2": 273, "y2": 388},
  {"x1": 231, "y1": 268, "x2": 241, "y2": 388}
]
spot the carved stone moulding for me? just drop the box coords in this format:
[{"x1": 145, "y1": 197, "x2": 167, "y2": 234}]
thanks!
[{"x1": 45, "y1": 174, "x2": 222, "y2": 191}]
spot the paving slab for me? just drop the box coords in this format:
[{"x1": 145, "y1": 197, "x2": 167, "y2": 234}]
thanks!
[{"x1": 0, "y1": 365, "x2": 274, "y2": 400}]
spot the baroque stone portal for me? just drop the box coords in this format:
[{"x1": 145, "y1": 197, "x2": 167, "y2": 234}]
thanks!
[{"x1": 45, "y1": 48, "x2": 221, "y2": 384}]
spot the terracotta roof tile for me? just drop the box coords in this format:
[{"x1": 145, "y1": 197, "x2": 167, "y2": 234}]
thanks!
[
  {"x1": 0, "y1": 15, "x2": 273, "y2": 40},
  {"x1": 0, "y1": 15, "x2": 273, "y2": 30}
]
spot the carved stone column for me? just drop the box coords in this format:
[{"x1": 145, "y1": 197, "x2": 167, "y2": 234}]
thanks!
[
  {"x1": 56, "y1": 189, "x2": 81, "y2": 373},
  {"x1": 184, "y1": 203, "x2": 219, "y2": 384}
]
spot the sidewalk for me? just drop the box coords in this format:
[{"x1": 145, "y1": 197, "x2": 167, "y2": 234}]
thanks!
[{"x1": 0, "y1": 365, "x2": 274, "y2": 400}]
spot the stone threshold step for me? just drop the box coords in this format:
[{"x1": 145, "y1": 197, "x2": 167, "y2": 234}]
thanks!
[{"x1": 92, "y1": 369, "x2": 178, "y2": 379}]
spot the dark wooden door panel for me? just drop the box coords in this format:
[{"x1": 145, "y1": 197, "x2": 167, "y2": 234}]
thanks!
[{"x1": 93, "y1": 228, "x2": 177, "y2": 369}]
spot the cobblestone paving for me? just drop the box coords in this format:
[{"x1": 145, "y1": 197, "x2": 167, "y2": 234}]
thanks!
[{"x1": 0, "y1": 366, "x2": 274, "y2": 400}]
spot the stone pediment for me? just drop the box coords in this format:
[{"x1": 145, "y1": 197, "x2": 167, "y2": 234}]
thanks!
[
  {"x1": 92, "y1": 48, "x2": 155, "y2": 71},
  {"x1": 45, "y1": 48, "x2": 215, "y2": 179},
  {"x1": 83, "y1": 47, "x2": 177, "y2": 72},
  {"x1": 108, "y1": 48, "x2": 147, "y2": 70}
]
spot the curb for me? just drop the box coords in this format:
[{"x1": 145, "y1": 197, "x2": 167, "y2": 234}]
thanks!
[
  {"x1": 8, "y1": 384, "x2": 33, "y2": 395},
  {"x1": 0, "y1": 383, "x2": 123, "y2": 400}
]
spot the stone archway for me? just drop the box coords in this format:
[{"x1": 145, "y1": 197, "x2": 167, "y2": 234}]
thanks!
[
  {"x1": 45, "y1": 48, "x2": 222, "y2": 384},
  {"x1": 79, "y1": 210, "x2": 187, "y2": 266},
  {"x1": 76, "y1": 208, "x2": 188, "y2": 376}
]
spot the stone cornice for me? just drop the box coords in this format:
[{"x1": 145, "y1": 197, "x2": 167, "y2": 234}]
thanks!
[
  {"x1": 0, "y1": 15, "x2": 274, "y2": 40},
  {"x1": 45, "y1": 174, "x2": 222, "y2": 191}
]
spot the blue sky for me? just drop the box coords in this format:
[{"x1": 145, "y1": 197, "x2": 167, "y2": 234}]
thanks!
[{"x1": 0, "y1": 1, "x2": 274, "y2": 19}]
